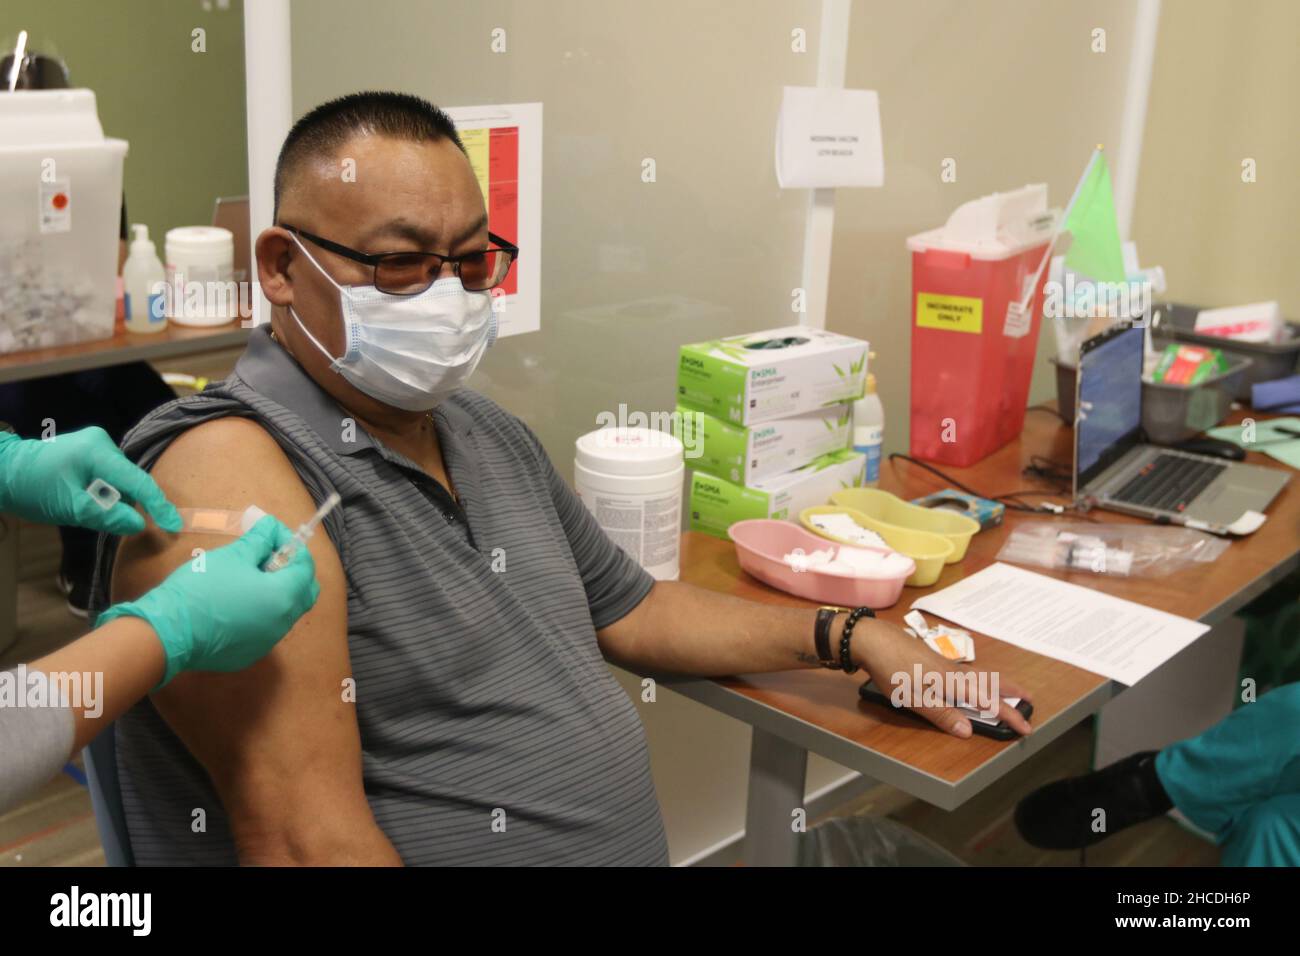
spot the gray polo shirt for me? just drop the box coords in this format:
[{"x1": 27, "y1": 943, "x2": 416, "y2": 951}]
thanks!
[{"x1": 92, "y1": 327, "x2": 668, "y2": 866}]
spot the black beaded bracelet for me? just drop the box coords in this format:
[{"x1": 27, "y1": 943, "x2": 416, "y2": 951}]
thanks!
[{"x1": 838, "y1": 606, "x2": 876, "y2": 674}]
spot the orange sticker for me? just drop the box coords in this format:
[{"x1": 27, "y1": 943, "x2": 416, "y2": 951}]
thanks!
[{"x1": 931, "y1": 633, "x2": 962, "y2": 660}]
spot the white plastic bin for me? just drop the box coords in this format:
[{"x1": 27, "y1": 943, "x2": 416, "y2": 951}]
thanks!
[{"x1": 0, "y1": 89, "x2": 127, "y2": 353}]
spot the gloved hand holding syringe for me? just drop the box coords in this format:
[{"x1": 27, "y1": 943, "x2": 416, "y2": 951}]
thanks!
[
  {"x1": 83, "y1": 470, "x2": 340, "y2": 571},
  {"x1": 263, "y1": 492, "x2": 342, "y2": 572}
]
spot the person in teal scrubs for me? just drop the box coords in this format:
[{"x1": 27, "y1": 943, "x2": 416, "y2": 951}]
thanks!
[{"x1": 1016, "y1": 682, "x2": 1300, "y2": 866}]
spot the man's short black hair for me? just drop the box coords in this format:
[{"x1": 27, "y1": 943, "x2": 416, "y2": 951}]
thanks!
[{"x1": 273, "y1": 91, "x2": 465, "y2": 221}]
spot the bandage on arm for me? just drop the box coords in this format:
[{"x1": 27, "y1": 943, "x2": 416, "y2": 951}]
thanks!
[
  {"x1": 109, "y1": 417, "x2": 401, "y2": 865},
  {"x1": 174, "y1": 505, "x2": 268, "y2": 537}
]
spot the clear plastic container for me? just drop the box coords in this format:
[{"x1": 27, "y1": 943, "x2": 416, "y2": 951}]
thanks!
[
  {"x1": 796, "y1": 815, "x2": 965, "y2": 867},
  {"x1": 1053, "y1": 352, "x2": 1251, "y2": 445},
  {"x1": 0, "y1": 90, "x2": 127, "y2": 353},
  {"x1": 1150, "y1": 301, "x2": 1300, "y2": 401},
  {"x1": 1141, "y1": 355, "x2": 1251, "y2": 445}
]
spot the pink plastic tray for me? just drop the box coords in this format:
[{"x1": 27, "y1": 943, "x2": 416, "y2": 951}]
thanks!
[{"x1": 728, "y1": 519, "x2": 914, "y2": 609}]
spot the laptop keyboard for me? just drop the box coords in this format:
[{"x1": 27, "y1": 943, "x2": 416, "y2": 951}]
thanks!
[{"x1": 1110, "y1": 453, "x2": 1227, "y2": 513}]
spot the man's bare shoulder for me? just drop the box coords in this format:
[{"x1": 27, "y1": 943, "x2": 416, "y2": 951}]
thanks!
[
  {"x1": 112, "y1": 415, "x2": 324, "y2": 604},
  {"x1": 154, "y1": 416, "x2": 289, "y2": 487},
  {"x1": 151, "y1": 414, "x2": 319, "y2": 517}
]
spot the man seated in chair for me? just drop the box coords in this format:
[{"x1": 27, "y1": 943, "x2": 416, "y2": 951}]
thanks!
[{"x1": 97, "y1": 91, "x2": 1030, "y2": 866}]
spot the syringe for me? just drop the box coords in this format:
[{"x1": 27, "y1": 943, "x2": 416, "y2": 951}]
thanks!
[{"x1": 263, "y1": 492, "x2": 342, "y2": 572}]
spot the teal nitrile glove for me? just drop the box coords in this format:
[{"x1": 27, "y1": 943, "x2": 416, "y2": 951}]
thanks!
[
  {"x1": 97, "y1": 515, "x2": 321, "y2": 687},
  {"x1": 0, "y1": 427, "x2": 182, "y2": 535}
]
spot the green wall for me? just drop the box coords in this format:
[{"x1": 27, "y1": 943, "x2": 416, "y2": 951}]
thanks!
[{"x1": 2, "y1": 0, "x2": 248, "y2": 242}]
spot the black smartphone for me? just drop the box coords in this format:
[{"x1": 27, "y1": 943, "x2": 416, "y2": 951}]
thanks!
[{"x1": 858, "y1": 680, "x2": 1033, "y2": 741}]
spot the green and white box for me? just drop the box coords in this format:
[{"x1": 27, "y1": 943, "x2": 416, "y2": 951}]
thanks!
[
  {"x1": 678, "y1": 326, "x2": 869, "y2": 426},
  {"x1": 688, "y1": 448, "x2": 867, "y2": 539},
  {"x1": 675, "y1": 403, "x2": 852, "y2": 485}
]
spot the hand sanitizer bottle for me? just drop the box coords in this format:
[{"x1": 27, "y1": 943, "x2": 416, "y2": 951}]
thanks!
[
  {"x1": 852, "y1": 373, "x2": 884, "y2": 486},
  {"x1": 123, "y1": 224, "x2": 167, "y2": 334}
]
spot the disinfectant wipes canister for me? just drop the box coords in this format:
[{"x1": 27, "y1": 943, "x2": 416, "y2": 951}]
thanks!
[{"x1": 575, "y1": 426, "x2": 684, "y2": 581}]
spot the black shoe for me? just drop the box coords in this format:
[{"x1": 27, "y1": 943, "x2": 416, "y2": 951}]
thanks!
[{"x1": 1014, "y1": 750, "x2": 1173, "y2": 850}]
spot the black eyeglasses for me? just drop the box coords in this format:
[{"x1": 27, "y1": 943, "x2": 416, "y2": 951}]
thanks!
[{"x1": 281, "y1": 224, "x2": 518, "y2": 295}]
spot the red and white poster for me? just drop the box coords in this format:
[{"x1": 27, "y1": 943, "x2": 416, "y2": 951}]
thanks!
[{"x1": 445, "y1": 103, "x2": 542, "y2": 337}]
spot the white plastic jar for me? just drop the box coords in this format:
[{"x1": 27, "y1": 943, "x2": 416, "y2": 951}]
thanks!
[
  {"x1": 164, "y1": 226, "x2": 235, "y2": 326},
  {"x1": 574, "y1": 426, "x2": 684, "y2": 581}
]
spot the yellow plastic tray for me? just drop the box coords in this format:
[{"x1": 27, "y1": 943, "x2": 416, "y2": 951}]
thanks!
[
  {"x1": 828, "y1": 487, "x2": 979, "y2": 563},
  {"x1": 799, "y1": 505, "x2": 954, "y2": 588}
]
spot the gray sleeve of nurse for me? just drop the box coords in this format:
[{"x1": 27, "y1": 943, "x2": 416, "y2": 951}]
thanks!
[{"x1": 0, "y1": 682, "x2": 76, "y2": 813}]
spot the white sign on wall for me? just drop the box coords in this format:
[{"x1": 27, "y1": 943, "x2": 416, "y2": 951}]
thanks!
[{"x1": 775, "y1": 87, "x2": 883, "y2": 190}]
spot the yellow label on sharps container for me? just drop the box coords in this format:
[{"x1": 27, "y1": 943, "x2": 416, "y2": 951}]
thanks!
[{"x1": 916, "y1": 293, "x2": 982, "y2": 333}]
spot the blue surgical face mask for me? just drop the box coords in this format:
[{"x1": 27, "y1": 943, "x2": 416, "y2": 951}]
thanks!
[{"x1": 287, "y1": 233, "x2": 498, "y2": 411}]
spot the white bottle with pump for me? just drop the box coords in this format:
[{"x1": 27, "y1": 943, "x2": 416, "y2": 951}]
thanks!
[
  {"x1": 852, "y1": 373, "x2": 884, "y2": 486},
  {"x1": 123, "y1": 224, "x2": 167, "y2": 334}
]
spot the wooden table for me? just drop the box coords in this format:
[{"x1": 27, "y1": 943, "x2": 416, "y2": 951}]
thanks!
[
  {"x1": 667, "y1": 407, "x2": 1300, "y2": 865},
  {"x1": 0, "y1": 320, "x2": 249, "y2": 385}
]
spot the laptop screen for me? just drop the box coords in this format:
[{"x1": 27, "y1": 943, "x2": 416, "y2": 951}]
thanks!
[{"x1": 1076, "y1": 324, "x2": 1144, "y2": 490}]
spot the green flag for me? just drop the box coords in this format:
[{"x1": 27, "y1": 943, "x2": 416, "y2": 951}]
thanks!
[{"x1": 1063, "y1": 151, "x2": 1126, "y2": 284}]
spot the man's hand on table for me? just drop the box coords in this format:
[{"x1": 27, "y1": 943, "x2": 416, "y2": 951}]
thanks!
[
  {"x1": 846, "y1": 614, "x2": 1033, "y2": 739},
  {"x1": 595, "y1": 579, "x2": 1031, "y2": 740}
]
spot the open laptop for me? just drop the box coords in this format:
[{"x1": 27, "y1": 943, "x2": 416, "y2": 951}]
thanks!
[{"x1": 1073, "y1": 323, "x2": 1289, "y2": 533}]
